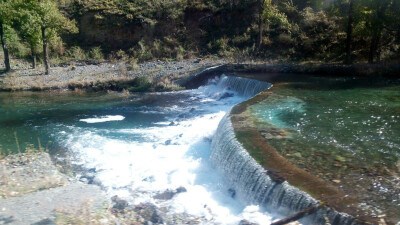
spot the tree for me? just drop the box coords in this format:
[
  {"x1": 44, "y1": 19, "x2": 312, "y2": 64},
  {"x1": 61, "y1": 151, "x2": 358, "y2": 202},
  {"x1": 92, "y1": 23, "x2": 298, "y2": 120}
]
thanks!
[
  {"x1": 257, "y1": 0, "x2": 266, "y2": 50},
  {"x1": 0, "y1": 0, "x2": 12, "y2": 72},
  {"x1": 21, "y1": 0, "x2": 77, "y2": 74},
  {"x1": 258, "y1": 0, "x2": 290, "y2": 50},
  {"x1": 344, "y1": 0, "x2": 354, "y2": 64},
  {"x1": 359, "y1": 0, "x2": 393, "y2": 63},
  {"x1": 12, "y1": 2, "x2": 41, "y2": 69}
]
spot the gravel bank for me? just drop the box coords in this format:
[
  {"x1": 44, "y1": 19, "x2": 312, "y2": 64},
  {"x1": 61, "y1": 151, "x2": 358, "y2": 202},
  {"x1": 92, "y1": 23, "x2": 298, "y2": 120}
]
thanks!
[{"x1": 0, "y1": 59, "x2": 226, "y2": 91}]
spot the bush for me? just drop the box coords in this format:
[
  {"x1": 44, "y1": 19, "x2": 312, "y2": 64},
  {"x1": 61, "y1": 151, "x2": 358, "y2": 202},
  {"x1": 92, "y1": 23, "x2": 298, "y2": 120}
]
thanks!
[
  {"x1": 89, "y1": 47, "x2": 104, "y2": 61},
  {"x1": 127, "y1": 76, "x2": 152, "y2": 92},
  {"x1": 116, "y1": 49, "x2": 128, "y2": 60},
  {"x1": 67, "y1": 46, "x2": 87, "y2": 61},
  {"x1": 126, "y1": 57, "x2": 138, "y2": 70}
]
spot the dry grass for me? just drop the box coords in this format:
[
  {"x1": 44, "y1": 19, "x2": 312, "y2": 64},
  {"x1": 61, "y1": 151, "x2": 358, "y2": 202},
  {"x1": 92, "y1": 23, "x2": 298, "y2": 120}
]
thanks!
[{"x1": 154, "y1": 75, "x2": 184, "y2": 91}]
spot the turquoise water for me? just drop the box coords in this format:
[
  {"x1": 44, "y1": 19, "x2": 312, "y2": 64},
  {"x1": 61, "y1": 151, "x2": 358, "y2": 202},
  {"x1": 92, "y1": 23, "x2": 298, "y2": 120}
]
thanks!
[
  {"x1": 248, "y1": 76, "x2": 400, "y2": 221},
  {"x1": 0, "y1": 91, "x2": 167, "y2": 153},
  {"x1": 250, "y1": 77, "x2": 400, "y2": 170}
]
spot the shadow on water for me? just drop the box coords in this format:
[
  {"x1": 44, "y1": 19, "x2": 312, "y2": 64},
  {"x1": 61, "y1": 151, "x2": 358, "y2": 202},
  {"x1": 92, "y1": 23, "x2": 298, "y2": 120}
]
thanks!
[{"x1": 237, "y1": 72, "x2": 400, "y2": 91}]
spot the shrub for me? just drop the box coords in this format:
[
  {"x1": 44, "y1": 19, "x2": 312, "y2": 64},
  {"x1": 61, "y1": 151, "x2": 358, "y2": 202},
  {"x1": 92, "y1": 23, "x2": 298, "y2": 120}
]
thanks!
[
  {"x1": 116, "y1": 49, "x2": 128, "y2": 60},
  {"x1": 89, "y1": 47, "x2": 104, "y2": 61},
  {"x1": 126, "y1": 57, "x2": 138, "y2": 70},
  {"x1": 127, "y1": 76, "x2": 152, "y2": 92},
  {"x1": 67, "y1": 46, "x2": 87, "y2": 61}
]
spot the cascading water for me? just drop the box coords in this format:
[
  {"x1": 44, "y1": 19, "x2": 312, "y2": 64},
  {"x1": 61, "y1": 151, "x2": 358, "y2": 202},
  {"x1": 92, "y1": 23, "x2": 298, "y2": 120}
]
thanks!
[
  {"x1": 210, "y1": 116, "x2": 356, "y2": 225},
  {"x1": 55, "y1": 75, "x2": 276, "y2": 224}
]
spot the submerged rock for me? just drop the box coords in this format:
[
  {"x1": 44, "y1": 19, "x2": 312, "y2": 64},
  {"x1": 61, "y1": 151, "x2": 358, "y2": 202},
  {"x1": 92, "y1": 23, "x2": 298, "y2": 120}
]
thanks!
[
  {"x1": 153, "y1": 187, "x2": 187, "y2": 200},
  {"x1": 228, "y1": 188, "x2": 236, "y2": 198},
  {"x1": 239, "y1": 219, "x2": 259, "y2": 225},
  {"x1": 219, "y1": 92, "x2": 234, "y2": 100}
]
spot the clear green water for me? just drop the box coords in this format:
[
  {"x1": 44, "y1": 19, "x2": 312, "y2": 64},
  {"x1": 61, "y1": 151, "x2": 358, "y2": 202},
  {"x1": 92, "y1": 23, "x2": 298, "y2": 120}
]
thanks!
[
  {"x1": 250, "y1": 76, "x2": 400, "y2": 171},
  {"x1": 0, "y1": 91, "x2": 167, "y2": 153},
  {"x1": 248, "y1": 75, "x2": 400, "y2": 221}
]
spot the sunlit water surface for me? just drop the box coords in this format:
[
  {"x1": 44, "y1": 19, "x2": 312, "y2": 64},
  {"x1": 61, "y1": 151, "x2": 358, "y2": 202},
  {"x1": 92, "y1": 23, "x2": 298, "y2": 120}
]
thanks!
[
  {"x1": 0, "y1": 76, "x2": 277, "y2": 224},
  {"x1": 248, "y1": 75, "x2": 400, "y2": 220}
]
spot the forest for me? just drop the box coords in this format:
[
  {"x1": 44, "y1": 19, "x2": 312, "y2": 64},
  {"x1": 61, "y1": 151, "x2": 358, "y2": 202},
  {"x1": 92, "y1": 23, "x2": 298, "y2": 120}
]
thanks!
[{"x1": 1, "y1": 0, "x2": 400, "y2": 74}]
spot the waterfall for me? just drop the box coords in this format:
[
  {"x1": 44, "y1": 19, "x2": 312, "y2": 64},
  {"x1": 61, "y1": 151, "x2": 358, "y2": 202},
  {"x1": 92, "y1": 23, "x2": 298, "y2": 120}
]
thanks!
[
  {"x1": 210, "y1": 79, "x2": 357, "y2": 225},
  {"x1": 214, "y1": 75, "x2": 272, "y2": 98}
]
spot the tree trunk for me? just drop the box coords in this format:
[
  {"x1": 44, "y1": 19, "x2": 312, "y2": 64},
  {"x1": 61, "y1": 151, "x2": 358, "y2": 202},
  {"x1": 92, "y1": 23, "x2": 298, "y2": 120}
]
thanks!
[
  {"x1": 344, "y1": 0, "x2": 354, "y2": 65},
  {"x1": 0, "y1": 21, "x2": 11, "y2": 72},
  {"x1": 257, "y1": 14, "x2": 263, "y2": 50},
  {"x1": 368, "y1": 30, "x2": 382, "y2": 64},
  {"x1": 257, "y1": 0, "x2": 265, "y2": 51},
  {"x1": 41, "y1": 27, "x2": 50, "y2": 75},
  {"x1": 369, "y1": 3, "x2": 386, "y2": 64},
  {"x1": 30, "y1": 44, "x2": 36, "y2": 69}
]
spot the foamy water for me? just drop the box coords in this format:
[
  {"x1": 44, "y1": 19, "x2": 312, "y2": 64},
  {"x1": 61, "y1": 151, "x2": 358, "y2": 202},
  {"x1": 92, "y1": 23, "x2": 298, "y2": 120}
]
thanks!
[
  {"x1": 80, "y1": 115, "x2": 125, "y2": 123},
  {"x1": 58, "y1": 76, "x2": 276, "y2": 224}
]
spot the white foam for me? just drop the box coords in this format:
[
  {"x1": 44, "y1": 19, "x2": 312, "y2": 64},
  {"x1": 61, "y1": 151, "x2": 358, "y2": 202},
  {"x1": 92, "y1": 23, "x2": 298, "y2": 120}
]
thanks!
[
  {"x1": 60, "y1": 76, "x2": 275, "y2": 224},
  {"x1": 79, "y1": 115, "x2": 125, "y2": 123}
]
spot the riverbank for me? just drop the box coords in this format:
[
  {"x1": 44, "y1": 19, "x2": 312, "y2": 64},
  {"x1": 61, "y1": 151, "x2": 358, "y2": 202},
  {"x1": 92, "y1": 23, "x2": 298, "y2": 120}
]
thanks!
[
  {"x1": 1, "y1": 60, "x2": 399, "y2": 92},
  {"x1": 0, "y1": 58, "x2": 226, "y2": 92}
]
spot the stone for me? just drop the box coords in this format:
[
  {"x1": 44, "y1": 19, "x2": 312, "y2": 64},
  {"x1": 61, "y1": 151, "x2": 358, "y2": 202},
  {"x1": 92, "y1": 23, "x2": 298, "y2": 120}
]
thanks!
[
  {"x1": 133, "y1": 203, "x2": 163, "y2": 224},
  {"x1": 239, "y1": 219, "x2": 258, "y2": 225},
  {"x1": 267, "y1": 170, "x2": 285, "y2": 184},
  {"x1": 154, "y1": 187, "x2": 187, "y2": 200},
  {"x1": 111, "y1": 195, "x2": 129, "y2": 210},
  {"x1": 219, "y1": 92, "x2": 234, "y2": 100}
]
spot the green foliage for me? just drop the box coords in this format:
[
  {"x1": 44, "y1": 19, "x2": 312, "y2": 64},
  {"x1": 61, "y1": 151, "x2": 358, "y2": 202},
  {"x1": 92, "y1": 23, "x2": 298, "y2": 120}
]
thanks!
[
  {"x1": 67, "y1": 46, "x2": 87, "y2": 60},
  {"x1": 89, "y1": 46, "x2": 104, "y2": 60},
  {"x1": 127, "y1": 76, "x2": 152, "y2": 92},
  {"x1": 4, "y1": 26, "x2": 30, "y2": 58},
  {"x1": 263, "y1": 0, "x2": 291, "y2": 30},
  {"x1": 1, "y1": 0, "x2": 399, "y2": 64}
]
